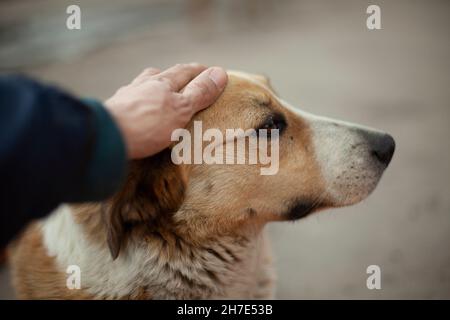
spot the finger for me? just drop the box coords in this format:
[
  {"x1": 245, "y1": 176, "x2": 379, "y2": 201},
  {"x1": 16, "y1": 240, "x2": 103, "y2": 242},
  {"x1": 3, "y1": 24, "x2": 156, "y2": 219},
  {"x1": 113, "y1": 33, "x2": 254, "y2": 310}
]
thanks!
[
  {"x1": 156, "y1": 63, "x2": 207, "y2": 91},
  {"x1": 132, "y1": 67, "x2": 161, "y2": 85},
  {"x1": 180, "y1": 67, "x2": 228, "y2": 113}
]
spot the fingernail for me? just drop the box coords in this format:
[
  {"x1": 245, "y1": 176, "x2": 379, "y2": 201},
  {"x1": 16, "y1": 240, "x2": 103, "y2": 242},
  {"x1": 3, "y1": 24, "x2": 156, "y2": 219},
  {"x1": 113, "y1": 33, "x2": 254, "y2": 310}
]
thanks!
[{"x1": 208, "y1": 67, "x2": 228, "y2": 89}]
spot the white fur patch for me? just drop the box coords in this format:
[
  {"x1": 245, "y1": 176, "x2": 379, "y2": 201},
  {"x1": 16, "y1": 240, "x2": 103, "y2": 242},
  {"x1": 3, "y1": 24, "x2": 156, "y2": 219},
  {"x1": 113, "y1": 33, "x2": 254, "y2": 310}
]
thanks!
[
  {"x1": 41, "y1": 205, "x2": 271, "y2": 299},
  {"x1": 42, "y1": 205, "x2": 149, "y2": 298}
]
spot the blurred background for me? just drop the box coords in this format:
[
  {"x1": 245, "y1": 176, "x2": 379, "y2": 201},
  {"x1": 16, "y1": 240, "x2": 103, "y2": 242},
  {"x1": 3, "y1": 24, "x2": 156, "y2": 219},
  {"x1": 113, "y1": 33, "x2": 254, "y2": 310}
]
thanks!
[{"x1": 1, "y1": 0, "x2": 449, "y2": 299}]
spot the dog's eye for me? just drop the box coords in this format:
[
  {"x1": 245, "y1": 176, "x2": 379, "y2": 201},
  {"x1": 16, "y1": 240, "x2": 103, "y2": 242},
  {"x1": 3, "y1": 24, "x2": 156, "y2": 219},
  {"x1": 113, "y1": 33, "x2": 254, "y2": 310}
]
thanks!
[
  {"x1": 258, "y1": 113, "x2": 287, "y2": 135},
  {"x1": 261, "y1": 119, "x2": 279, "y2": 130}
]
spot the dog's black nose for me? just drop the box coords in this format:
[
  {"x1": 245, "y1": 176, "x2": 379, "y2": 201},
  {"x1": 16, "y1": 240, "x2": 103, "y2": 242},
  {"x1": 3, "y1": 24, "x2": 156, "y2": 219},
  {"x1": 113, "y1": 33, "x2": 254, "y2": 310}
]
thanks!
[{"x1": 369, "y1": 133, "x2": 395, "y2": 166}]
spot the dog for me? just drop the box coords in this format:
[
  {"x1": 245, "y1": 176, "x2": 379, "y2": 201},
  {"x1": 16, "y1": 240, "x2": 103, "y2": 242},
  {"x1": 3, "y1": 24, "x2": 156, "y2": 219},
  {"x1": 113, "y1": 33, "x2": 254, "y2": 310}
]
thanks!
[{"x1": 9, "y1": 70, "x2": 395, "y2": 299}]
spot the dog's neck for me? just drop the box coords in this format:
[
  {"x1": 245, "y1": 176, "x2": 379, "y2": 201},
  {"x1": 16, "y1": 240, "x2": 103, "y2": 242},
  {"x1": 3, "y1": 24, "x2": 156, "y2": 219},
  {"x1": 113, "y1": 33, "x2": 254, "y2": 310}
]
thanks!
[
  {"x1": 47, "y1": 204, "x2": 267, "y2": 299},
  {"x1": 135, "y1": 225, "x2": 264, "y2": 299}
]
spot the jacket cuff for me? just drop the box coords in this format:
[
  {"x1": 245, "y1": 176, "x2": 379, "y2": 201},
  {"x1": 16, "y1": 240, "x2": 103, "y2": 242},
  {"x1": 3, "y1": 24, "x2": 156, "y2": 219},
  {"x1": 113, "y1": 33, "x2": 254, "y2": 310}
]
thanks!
[{"x1": 81, "y1": 98, "x2": 127, "y2": 200}]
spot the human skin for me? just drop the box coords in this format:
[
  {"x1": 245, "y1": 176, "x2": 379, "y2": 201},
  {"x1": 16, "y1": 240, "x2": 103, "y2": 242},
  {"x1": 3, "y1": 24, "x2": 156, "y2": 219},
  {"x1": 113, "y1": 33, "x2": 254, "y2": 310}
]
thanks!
[{"x1": 104, "y1": 63, "x2": 228, "y2": 159}]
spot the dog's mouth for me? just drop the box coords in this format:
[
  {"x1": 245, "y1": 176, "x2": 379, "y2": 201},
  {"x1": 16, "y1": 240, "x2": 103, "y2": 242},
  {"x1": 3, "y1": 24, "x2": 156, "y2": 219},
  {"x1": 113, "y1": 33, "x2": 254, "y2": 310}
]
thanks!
[{"x1": 283, "y1": 198, "x2": 329, "y2": 220}]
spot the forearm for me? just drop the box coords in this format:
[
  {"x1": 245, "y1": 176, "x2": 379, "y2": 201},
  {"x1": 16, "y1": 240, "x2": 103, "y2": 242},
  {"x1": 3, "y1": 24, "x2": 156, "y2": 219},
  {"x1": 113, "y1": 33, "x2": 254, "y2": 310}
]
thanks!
[{"x1": 0, "y1": 75, "x2": 127, "y2": 246}]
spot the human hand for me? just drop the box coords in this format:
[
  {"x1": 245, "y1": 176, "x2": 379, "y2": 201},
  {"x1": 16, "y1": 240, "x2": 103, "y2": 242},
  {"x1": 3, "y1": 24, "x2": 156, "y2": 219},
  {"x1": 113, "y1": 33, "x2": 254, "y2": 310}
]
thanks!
[{"x1": 104, "y1": 63, "x2": 227, "y2": 159}]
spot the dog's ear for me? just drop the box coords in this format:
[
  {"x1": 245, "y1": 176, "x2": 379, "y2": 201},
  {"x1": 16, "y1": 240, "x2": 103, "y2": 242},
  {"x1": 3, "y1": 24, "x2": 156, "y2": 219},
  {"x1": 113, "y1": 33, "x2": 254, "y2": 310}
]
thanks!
[
  {"x1": 103, "y1": 148, "x2": 188, "y2": 259},
  {"x1": 252, "y1": 74, "x2": 270, "y2": 85},
  {"x1": 252, "y1": 74, "x2": 278, "y2": 95}
]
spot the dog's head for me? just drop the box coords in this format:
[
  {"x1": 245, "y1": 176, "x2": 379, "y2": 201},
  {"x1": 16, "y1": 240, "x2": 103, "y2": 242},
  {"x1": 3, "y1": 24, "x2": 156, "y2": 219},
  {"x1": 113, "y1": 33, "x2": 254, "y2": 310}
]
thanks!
[{"x1": 104, "y1": 71, "x2": 395, "y2": 257}]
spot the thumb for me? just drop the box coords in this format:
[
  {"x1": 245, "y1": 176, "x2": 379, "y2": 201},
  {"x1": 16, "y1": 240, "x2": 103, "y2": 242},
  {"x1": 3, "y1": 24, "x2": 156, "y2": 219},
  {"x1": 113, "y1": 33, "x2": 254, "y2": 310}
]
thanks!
[{"x1": 182, "y1": 67, "x2": 228, "y2": 113}]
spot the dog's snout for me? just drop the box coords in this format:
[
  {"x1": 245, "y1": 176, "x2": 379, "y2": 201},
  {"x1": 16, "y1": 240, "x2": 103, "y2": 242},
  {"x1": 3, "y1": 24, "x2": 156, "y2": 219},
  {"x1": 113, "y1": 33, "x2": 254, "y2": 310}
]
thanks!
[
  {"x1": 368, "y1": 133, "x2": 395, "y2": 166},
  {"x1": 353, "y1": 126, "x2": 395, "y2": 167}
]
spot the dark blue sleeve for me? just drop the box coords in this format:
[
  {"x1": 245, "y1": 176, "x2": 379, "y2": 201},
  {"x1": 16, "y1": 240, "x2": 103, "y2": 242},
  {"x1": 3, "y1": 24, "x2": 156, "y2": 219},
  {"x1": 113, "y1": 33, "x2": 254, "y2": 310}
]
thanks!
[{"x1": 0, "y1": 75, "x2": 127, "y2": 247}]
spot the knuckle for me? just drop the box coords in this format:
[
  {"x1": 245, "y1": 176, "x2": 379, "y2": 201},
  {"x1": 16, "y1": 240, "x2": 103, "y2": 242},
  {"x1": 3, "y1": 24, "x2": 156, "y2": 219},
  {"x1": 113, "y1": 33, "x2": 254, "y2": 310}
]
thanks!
[
  {"x1": 156, "y1": 78, "x2": 173, "y2": 90},
  {"x1": 143, "y1": 67, "x2": 159, "y2": 75},
  {"x1": 175, "y1": 63, "x2": 188, "y2": 69}
]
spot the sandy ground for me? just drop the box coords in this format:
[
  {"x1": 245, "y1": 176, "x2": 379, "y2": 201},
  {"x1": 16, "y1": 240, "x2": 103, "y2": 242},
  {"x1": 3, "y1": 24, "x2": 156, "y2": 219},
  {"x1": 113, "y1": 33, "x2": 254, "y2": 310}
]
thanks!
[{"x1": 1, "y1": 0, "x2": 449, "y2": 299}]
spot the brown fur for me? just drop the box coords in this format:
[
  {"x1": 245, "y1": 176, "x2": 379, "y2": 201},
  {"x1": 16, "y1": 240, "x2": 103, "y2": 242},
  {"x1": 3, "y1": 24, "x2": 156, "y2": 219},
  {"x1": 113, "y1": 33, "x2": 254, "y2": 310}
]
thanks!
[
  {"x1": 9, "y1": 223, "x2": 94, "y2": 299},
  {"x1": 10, "y1": 72, "x2": 326, "y2": 299}
]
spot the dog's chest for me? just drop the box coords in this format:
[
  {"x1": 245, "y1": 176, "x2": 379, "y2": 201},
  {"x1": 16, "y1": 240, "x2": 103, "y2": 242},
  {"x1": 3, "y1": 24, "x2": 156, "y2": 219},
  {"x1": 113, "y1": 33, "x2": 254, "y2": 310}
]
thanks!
[{"x1": 43, "y1": 206, "x2": 275, "y2": 299}]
